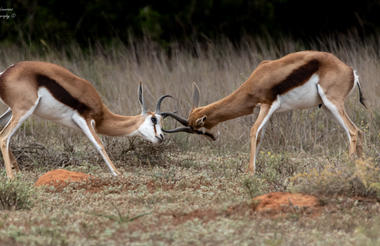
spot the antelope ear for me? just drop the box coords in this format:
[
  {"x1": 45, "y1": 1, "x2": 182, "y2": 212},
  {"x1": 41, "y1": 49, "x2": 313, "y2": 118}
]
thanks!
[
  {"x1": 195, "y1": 115, "x2": 207, "y2": 127},
  {"x1": 192, "y1": 82, "x2": 200, "y2": 109}
]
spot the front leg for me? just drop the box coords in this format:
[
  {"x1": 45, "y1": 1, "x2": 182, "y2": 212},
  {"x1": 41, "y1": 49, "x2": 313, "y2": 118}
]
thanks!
[
  {"x1": 72, "y1": 113, "x2": 121, "y2": 176},
  {"x1": 248, "y1": 101, "x2": 279, "y2": 175}
]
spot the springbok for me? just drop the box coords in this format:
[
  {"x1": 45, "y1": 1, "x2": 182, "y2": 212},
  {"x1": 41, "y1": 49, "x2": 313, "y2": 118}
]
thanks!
[
  {"x1": 163, "y1": 51, "x2": 367, "y2": 175},
  {"x1": 0, "y1": 61, "x2": 172, "y2": 179}
]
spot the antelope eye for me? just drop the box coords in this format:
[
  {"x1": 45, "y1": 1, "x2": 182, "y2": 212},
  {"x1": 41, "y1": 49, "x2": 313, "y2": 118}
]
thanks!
[{"x1": 151, "y1": 117, "x2": 157, "y2": 124}]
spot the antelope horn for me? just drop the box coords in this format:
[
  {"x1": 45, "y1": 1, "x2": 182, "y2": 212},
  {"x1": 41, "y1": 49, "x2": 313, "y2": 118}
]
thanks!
[
  {"x1": 162, "y1": 126, "x2": 193, "y2": 133},
  {"x1": 155, "y1": 95, "x2": 173, "y2": 114},
  {"x1": 162, "y1": 126, "x2": 216, "y2": 141},
  {"x1": 160, "y1": 112, "x2": 189, "y2": 126}
]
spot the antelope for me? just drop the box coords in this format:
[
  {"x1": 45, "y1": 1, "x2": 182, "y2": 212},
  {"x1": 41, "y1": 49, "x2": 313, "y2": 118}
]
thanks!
[
  {"x1": 0, "y1": 61, "x2": 172, "y2": 179},
  {"x1": 163, "y1": 51, "x2": 367, "y2": 175}
]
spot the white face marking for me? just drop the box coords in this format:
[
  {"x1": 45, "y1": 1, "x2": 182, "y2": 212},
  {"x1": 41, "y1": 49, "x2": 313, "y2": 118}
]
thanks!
[
  {"x1": 277, "y1": 74, "x2": 322, "y2": 112},
  {"x1": 35, "y1": 87, "x2": 79, "y2": 129},
  {"x1": 137, "y1": 114, "x2": 164, "y2": 144},
  {"x1": 317, "y1": 84, "x2": 351, "y2": 142}
]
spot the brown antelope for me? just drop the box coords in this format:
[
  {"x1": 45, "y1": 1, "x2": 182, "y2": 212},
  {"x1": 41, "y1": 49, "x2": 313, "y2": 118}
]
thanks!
[
  {"x1": 163, "y1": 51, "x2": 367, "y2": 175},
  {"x1": 0, "y1": 61, "x2": 172, "y2": 179}
]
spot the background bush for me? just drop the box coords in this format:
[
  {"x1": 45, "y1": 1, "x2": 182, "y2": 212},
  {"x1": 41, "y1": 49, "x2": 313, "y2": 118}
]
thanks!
[{"x1": 1, "y1": 1, "x2": 380, "y2": 47}]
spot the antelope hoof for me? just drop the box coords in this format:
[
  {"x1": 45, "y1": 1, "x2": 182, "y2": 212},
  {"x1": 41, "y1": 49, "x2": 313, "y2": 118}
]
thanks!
[{"x1": 246, "y1": 167, "x2": 255, "y2": 176}]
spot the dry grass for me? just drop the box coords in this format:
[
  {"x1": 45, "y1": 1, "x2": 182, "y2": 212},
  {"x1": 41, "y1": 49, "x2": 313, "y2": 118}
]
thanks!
[
  {"x1": 0, "y1": 36, "x2": 378, "y2": 245},
  {"x1": 1, "y1": 36, "x2": 378, "y2": 153}
]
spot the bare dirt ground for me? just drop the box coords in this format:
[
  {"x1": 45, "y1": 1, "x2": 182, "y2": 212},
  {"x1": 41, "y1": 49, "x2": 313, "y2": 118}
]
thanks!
[{"x1": 35, "y1": 169, "x2": 90, "y2": 189}]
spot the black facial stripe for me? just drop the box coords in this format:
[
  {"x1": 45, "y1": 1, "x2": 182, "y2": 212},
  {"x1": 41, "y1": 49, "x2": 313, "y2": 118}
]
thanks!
[{"x1": 36, "y1": 74, "x2": 90, "y2": 114}]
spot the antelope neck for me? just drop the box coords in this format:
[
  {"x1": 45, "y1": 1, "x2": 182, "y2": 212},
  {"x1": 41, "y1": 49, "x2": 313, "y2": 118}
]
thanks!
[{"x1": 95, "y1": 108, "x2": 145, "y2": 136}]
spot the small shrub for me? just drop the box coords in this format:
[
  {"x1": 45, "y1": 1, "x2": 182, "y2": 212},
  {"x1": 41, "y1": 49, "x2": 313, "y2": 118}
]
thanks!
[
  {"x1": 288, "y1": 157, "x2": 380, "y2": 199},
  {"x1": 105, "y1": 137, "x2": 178, "y2": 168},
  {"x1": 256, "y1": 151, "x2": 296, "y2": 190},
  {"x1": 242, "y1": 177, "x2": 268, "y2": 198},
  {"x1": 0, "y1": 176, "x2": 34, "y2": 210}
]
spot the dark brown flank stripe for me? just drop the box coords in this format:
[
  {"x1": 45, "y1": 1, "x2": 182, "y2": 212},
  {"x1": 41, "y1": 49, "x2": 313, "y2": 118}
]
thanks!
[
  {"x1": 272, "y1": 59, "x2": 320, "y2": 97},
  {"x1": 36, "y1": 74, "x2": 90, "y2": 114}
]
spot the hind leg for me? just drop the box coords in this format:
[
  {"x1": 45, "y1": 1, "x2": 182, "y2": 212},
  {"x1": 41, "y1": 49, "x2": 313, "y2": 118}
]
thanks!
[
  {"x1": 336, "y1": 106, "x2": 363, "y2": 157},
  {"x1": 317, "y1": 84, "x2": 363, "y2": 157},
  {"x1": 0, "y1": 109, "x2": 20, "y2": 172},
  {"x1": 0, "y1": 113, "x2": 24, "y2": 179},
  {"x1": 0, "y1": 99, "x2": 40, "y2": 179}
]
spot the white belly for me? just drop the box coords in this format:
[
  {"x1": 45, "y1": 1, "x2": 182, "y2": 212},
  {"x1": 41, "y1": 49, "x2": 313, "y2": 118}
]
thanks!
[
  {"x1": 34, "y1": 88, "x2": 79, "y2": 129},
  {"x1": 277, "y1": 74, "x2": 322, "y2": 112}
]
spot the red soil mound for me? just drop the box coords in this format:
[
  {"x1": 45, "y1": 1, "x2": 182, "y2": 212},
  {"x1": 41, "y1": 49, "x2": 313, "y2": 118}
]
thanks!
[
  {"x1": 35, "y1": 169, "x2": 90, "y2": 189},
  {"x1": 252, "y1": 192, "x2": 321, "y2": 213}
]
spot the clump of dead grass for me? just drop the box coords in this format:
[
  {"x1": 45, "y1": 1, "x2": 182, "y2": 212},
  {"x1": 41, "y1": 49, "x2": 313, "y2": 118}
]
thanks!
[
  {"x1": 104, "y1": 137, "x2": 178, "y2": 168},
  {"x1": 242, "y1": 151, "x2": 299, "y2": 198},
  {"x1": 0, "y1": 175, "x2": 34, "y2": 210},
  {"x1": 289, "y1": 156, "x2": 380, "y2": 199}
]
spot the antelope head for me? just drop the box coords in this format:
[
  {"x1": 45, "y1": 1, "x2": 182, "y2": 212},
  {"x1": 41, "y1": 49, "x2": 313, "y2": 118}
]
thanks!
[
  {"x1": 137, "y1": 82, "x2": 173, "y2": 143},
  {"x1": 161, "y1": 83, "x2": 216, "y2": 141}
]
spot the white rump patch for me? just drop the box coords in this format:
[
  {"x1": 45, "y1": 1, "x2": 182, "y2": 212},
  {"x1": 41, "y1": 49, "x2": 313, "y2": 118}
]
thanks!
[
  {"x1": 277, "y1": 74, "x2": 322, "y2": 112},
  {"x1": 349, "y1": 70, "x2": 360, "y2": 96}
]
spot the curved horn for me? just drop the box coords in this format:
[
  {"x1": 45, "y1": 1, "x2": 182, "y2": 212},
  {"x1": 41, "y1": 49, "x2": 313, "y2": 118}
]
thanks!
[
  {"x1": 160, "y1": 112, "x2": 189, "y2": 126},
  {"x1": 162, "y1": 126, "x2": 193, "y2": 133},
  {"x1": 155, "y1": 95, "x2": 173, "y2": 114},
  {"x1": 162, "y1": 126, "x2": 216, "y2": 141},
  {"x1": 198, "y1": 130, "x2": 216, "y2": 141},
  {"x1": 138, "y1": 82, "x2": 146, "y2": 114}
]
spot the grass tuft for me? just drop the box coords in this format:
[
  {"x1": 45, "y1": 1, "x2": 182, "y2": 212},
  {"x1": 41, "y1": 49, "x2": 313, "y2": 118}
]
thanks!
[
  {"x1": 86, "y1": 202, "x2": 151, "y2": 224},
  {"x1": 289, "y1": 156, "x2": 380, "y2": 199},
  {"x1": 0, "y1": 175, "x2": 34, "y2": 210}
]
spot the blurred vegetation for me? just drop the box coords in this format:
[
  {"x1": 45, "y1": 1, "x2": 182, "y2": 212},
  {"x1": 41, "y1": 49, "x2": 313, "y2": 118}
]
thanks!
[
  {"x1": 0, "y1": 176, "x2": 34, "y2": 210},
  {"x1": 1, "y1": 0, "x2": 380, "y2": 48}
]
